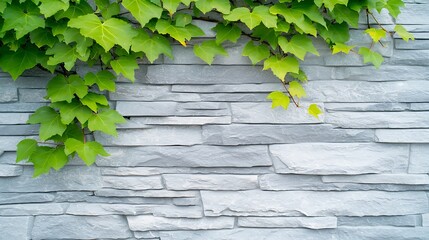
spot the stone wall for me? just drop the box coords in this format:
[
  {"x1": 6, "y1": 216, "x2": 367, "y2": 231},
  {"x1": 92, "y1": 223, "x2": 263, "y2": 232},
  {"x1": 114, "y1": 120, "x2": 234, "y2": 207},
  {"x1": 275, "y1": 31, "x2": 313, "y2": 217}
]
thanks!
[{"x1": 1, "y1": 2, "x2": 429, "y2": 239}]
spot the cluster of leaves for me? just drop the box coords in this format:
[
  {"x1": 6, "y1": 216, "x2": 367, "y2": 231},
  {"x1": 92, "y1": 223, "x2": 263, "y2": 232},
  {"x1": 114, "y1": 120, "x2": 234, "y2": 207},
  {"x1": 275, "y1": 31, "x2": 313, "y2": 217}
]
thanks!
[{"x1": 0, "y1": 0, "x2": 413, "y2": 176}]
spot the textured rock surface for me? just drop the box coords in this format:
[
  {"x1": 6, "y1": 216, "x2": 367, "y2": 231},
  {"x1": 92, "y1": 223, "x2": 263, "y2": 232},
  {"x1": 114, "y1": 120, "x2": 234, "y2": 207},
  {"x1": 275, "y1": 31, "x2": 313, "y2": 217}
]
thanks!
[
  {"x1": 1, "y1": 7, "x2": 429, "y2": 240},
  {"x1": 270, "y1": 143, "x2": 408, "y2": 175},
  {"x1": 201, "y1": 190, "x2": 429, "y2": 217}
]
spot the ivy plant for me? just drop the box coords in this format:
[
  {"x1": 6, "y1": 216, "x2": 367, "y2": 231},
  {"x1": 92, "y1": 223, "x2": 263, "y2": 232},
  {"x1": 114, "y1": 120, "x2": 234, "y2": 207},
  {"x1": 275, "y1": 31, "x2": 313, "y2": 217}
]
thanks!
[{"x1": 0, "y1": 0, "x2": 413, "y2": 177}]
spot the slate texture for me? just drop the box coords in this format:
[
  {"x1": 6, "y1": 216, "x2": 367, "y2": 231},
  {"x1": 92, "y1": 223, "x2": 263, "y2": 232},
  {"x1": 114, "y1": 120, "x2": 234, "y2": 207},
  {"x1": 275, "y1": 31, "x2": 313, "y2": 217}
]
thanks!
[{"x1": 1, "y1": 5, "x2": 429, "y2": 239}]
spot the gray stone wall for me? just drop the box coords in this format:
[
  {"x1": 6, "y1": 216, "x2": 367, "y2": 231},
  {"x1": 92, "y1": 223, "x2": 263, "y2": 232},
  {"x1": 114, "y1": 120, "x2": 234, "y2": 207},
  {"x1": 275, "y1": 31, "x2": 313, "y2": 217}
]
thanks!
[{"x1": 1, "y1": 2, "x2": 429, "y2": 239}]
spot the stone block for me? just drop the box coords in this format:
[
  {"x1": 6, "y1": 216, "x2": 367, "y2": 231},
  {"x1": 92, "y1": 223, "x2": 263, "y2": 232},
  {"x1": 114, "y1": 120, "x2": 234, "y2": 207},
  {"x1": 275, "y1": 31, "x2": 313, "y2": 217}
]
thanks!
[
  {"x1": 202, "y1": 124, "x2": 374, "y2": 145},
  {"x1": 146, "y1": 65, "x2": 278, "y2": 84},
  {"x1": 0, "y1": 166, "x2": 102, "y2": 192},
  {"x1": 0, "y1": 85, "x2": 18, "y2": 103},
  {"x1": 270, "y1": 143, "x2": 408, "y2": 175},
  {"x1": 409, "y1": 144, "x2": 429, "y2": 173},
  {"x1": 324, "y1": 103, "x2": 408, "y2": 112},
  {"x1": 119, "y1": 116, "x2": 231, "y2": 128},
  {"x1": 158, "y1": 227, "x2": 429, "y2": 240},
  {"x1": 94, "y1": 126, "x2": 203, "y2": 146},
  {"x1": 396, "y1": 39, "x2": 429, "y2": 50},
  {"x1": 338, "y1": 215, "x2": 419, "y2": 227},
  {"x1": 423, "y1": 214, "x2": 429, "y2": 227},
  {"x1": 410, "y1": 103, "x2": 429, "y2": 111},
  {"x1": 201, "y1": 190, "x2": 429, "y2": 217},
  {"x1": 200, "y1": 93, "x2": 268, "y2": 102},
  {"x1": 66, "y1": 203, "x2": 203, "y2": 218},
  {"x1": 0, "y1": 136, "x2": 29, "y2": 151},
  {"x1": 390, "y1": 50, "x2": 429, "y2": 66},
  {"x1": 32, "y1": 215, "x2": 132, "y2": 239},
  {"x1": 322, "y1": 174, "x2": 429, "y2": 185},
  {"x1": 231, "y1": 103, "x2": 323, "y2": 124},
  {"x1": 238, "y1": 216, "x2": 337, "y2": 229},
  {"x1": 172, "y1": 83, "x2": 282, "y2": 93},
  {"x1": 376, "y1": 129, "x2": 429, "y2": 143},
  {"x1": 0, "y1": 125, "x2": 39, "y2": 136},
  {"x1": 0, "y1": 193, "x2": 55, "y2": 204},
  {"x1": 0, "y1": 217, "x2": 31, "y2": 240},
  {"x1": 163, "y1": 174, "x2": 258, "y2": 190},
  {"x1": 128, "y1": 216, "x2": 234, "y2": 231},
  {"x1": 332, "y1": 66, "x2": 429, "y2": 81},
  {"x1": 0, "y1": 103, "x2": 45, "y2": 112},
  {"x1": 0, "y1": 203, "x2": 66, "y2": 215},
  {"x1": 102, "y1": 176, "x2": 163, "y2": 190},
  {"x1": 97, "y1": 145, "x2": 272, "y2": 167},
  {"x1": 397, "y1": 3, "x2": 429, "y2": 24},
  {"x1": 19, "y1": 89, "x2": 48, "y2": 102},
  {"x1": 95, "y1": 189, "x2": 198, "y2": 198},
  {"x1": 116, "y1": 101, "x2": 178, "y2": 116},
  {"x1": 0, "y1": 164, "x2": 23, "y2": 176},
  {"x1": 325, "y1": 112, "x2": 429, "y2": 128},
  {"x1": 109, "y1": 84, "x2": 200, "y2": 101}
]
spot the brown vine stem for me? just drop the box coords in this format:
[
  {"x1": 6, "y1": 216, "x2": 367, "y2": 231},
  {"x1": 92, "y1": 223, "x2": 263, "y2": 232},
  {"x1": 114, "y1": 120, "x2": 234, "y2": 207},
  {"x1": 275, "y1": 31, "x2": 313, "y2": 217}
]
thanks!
[{"x1": 281, "y1": 80, "x2": 299, "y2": 108}]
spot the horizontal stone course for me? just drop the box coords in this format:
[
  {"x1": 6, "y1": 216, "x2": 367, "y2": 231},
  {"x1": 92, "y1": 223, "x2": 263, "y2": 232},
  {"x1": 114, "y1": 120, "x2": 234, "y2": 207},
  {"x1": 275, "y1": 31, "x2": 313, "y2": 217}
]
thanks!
[
  {"x1": 270, "y1": 143, "x2": 408, "y2": 175},
  {"x1": 128, "y1": 216, "x2": 235, "y2": 231},
  {"x1": 325, "y1": 112, "x2": 429, "y2": 128},
  {"x1": 163, "y1": 174, "x2": 259, "y2": 190},
  {"x1": 322, "y1": 174, "x2": 429, "y2": 185},
  {"x1": 238, "y1": 216, "x2": 337, "y2": 229},
  {"x1": 0, "y1": 216, "x2": 31, "y2": 240},
  {"x1": 0, "y1": 164, "x2": 23, "y2": 176},
  {"x1": 97, "y1": 145, "x2": 271, "y2": 167},
  {"x1": 201, "y1": 190, "x2": 429, "y2": 217},
  {"x1": 32, "y1": 215, "x2": 132, "y2": 239},
  {"x1": 202, "y1": 124, "x2": 374, "y2": 145},
  {"x1": 376, "y1": 129, "x2": 429, "y2": 143},
  {"x1": 158, "y1": 227, "x2": 429, "y2": 240}
]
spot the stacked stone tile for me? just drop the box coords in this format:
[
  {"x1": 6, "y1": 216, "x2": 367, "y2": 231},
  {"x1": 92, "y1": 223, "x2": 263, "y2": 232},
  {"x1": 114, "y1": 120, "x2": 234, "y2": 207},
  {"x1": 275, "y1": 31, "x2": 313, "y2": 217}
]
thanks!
[{"x1": 1, "y1": 2, "x2": 429, "y2": 239}]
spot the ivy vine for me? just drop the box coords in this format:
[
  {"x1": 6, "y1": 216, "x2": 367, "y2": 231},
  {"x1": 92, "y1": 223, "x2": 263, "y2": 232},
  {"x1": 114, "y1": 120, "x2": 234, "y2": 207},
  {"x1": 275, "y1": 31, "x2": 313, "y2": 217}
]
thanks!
[{"x1": 1, "y1": 0, "x2": 413, "y2": 177}]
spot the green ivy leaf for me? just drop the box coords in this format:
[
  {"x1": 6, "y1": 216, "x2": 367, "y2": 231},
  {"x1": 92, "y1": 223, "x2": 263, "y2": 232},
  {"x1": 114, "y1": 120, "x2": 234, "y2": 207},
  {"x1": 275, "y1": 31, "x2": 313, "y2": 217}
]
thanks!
[
  {"x1": 84, "y1": 71, "x2": 116, "y2": 92},
  {"x1": 267, "y1": 91, "x2": 290, "y2": 109},
  {"x1": 359, "y1": 47, "x2": 384, "y2": 68},
  {"x1": 51, "y1": 100, "x2": 93, "y2": 125},
  {"x1": 46, "y1": 43, "x2": 84, "y2": 70},
  {"x1": 131, "y1": 30, "x2": 173, "y2": 63},
  {"x1": 263, "y1": 56, "x2": 299, "y2": 81},
  {"x1": 308, "y1": 103, "x2": 323, "y2": 119},
  {"x1": 365, "y1": 28, "x2": 387, "y2": 42},
  {"x1": 0, "y1": 46, "x2": 41, "y2": 80},
  {"x1": 27, "y1": 106, "x2": 67, "y2": 141},
  {"x1": 162, "y1": 0, "x2": 182, "y2": 15},
  {"x1": 1, "y1": 3, "x2": 45, "y2": 39},
  {"x1": 122, "y1": 0, "x2": 163, "y2": 26},
  {"x1": 80, "y1": 93, "x2": 109, "y2": 112},
  {"x1": 16, "y1": 139, "x2": 38, "y2": 163},
  {"x1": 212, "y1": 23, "x2": 241, "y2": 44},
  {"x1": 330, "y1": 4, "x2": 359, "y2": 28},
  {"x1": 332, "y1": 43, "x2": 355, "y2": 54},
  {"x1": 242, "y1": 41, "x2": 270, "y2": 65},
  {"x1": 195, "y1": 0, "x2": 231, "y2": 14},
  {"x1": 394, "y1": 25, "x2": 414, "y2": 42},
  {"x1": 224, "y1": 6, "x2": 277, "y2": 30},
  {"x1": 110, "y1": 56, "x2": 139, "y2": 82},
  {"x1": 314, "y1": 0, "x2": 348, "y2": 11},
  {"x1": 68, "y1": 13, "x2": 138, "y2": 52},
  {"x1": 289, "y1": 81, "x2": 306, "y2": 98},
  {"x1": 318, "y1": 22, "x2": 350, "y2": 43},
  {"x1": 270, "y1": 5, "x2": 317, "y2": 36},
  {"x1": 39, "y1": 0, "x2": 69, "y2": 18},
  {"x1": 64, "y1": 138, "x2": 109, "y2": 166},
  {"x1": 29, "y1": 146, "x2": 68, "y2": 177},
  {"x1": 385, "y1": 0, "x2": 404, "y2": 18},
  {"x1": 293, "y1": 1, "x2": 327, "y2": 28},
  {"x1": 278, "y1": 35, "x2": 319, "y2": 60},
  {"x1": 175, "y1": 13, "x2": 192, "y2": 27},
  {"x1": 155, "y1": 19, "x2": 192, "y2": 46},
  {"x1": 88, "y1": 109, "x2": 127, "y2": 136},
  {"x1": 193, "y1": 40, "x2": 228, "y2": 65},
  {"x1": 29, "y1": 28, "x2": 58, "y2": 48},
  {"x1": 47, "y1": 75, "x2": 88, "y2": 103}
]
